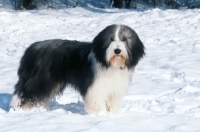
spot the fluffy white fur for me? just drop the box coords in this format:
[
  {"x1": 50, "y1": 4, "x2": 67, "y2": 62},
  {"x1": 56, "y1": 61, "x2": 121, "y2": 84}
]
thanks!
[
  {"x1": 10, "y1": 94, "x2": 21, "y2": 109},
  {"x1": 84, "y1": 63, "x2": 132, "y2": 114}
]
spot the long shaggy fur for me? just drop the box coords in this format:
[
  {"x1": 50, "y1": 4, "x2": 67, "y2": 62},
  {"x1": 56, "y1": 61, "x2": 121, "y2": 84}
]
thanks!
[{"x1": 10, "y1": 24, "x2": 145, "y2": 114}]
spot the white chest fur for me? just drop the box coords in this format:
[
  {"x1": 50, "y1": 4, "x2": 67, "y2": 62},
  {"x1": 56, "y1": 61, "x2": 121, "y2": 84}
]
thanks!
[{"x1": 84, "y1": 63, "x2": 132, "y2": 114}]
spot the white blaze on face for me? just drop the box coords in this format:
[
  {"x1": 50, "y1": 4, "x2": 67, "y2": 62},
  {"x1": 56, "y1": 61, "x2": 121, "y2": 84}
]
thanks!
[{"x1": 106, "y1": 26, "x2": 128, "y2": 68}]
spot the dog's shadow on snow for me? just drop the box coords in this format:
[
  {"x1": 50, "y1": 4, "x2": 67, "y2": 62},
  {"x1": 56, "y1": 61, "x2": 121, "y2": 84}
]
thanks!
[
  {"x1": 0, "y1": 93, "x2": 12, "y2": 112},
  {"x1": 48, "y1": 101, "x2": 86, "y2": 115},
  {"x1": 0, "y1": 93, "x2": 85, "y2": 114}
]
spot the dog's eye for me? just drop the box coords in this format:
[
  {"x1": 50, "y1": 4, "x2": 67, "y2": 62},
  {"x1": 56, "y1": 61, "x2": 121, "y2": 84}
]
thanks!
[
  {"x1": 111, "y1": 37, "x2": 114, "y2": 41},
  {"x1": 122, "y1": 38, "x2": 126, "y2": 42}
]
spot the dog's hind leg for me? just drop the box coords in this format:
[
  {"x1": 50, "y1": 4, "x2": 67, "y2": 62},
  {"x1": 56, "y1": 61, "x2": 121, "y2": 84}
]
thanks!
[{"x1": 10, "y1": 74, "x2": 62, "y2": 110}]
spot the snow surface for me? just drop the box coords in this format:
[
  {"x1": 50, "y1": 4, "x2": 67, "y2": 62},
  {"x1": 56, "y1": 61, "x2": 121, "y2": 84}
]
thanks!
[{"x1": 0, "y1": 6, "x2": 200, "y2": 132}]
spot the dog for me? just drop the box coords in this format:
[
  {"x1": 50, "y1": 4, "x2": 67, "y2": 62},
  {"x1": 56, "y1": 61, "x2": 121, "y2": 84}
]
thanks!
[{"x1": 10, "y1": 24, "x2": 145, "y2": 114}]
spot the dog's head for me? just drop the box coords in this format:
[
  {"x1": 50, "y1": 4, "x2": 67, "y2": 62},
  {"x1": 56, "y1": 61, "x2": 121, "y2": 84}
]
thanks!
[{"x1": 92, "y1": 24, "x2": 145, "y2": 69}]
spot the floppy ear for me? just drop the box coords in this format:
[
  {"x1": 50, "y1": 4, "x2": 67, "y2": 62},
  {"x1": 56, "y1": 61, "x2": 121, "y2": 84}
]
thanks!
[
  {"x1": 92, "y1": 25, "x2": 116, "y2": 68},
  {"x1": 128, "y1": 33, "x2": 145, "y2": 67}
]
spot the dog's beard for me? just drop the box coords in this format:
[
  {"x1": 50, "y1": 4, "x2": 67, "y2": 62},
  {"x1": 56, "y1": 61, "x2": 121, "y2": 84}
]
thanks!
[{"x1": 109, "y1": 55, "x2": 127, "y2": 69}]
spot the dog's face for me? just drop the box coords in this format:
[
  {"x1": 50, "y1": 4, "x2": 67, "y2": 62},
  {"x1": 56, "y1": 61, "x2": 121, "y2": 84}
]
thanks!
[
  {"x1": 92, "y1": 25, "x2": 145, "y2": 69},
  {"x1": 105, "y1": 26, "x2": 128, "y2": 69}
]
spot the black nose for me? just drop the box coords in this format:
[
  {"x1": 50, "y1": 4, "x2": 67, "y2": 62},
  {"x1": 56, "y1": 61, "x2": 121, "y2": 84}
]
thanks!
[{"x1": 114, "y1": 49, "x2": 121, "y2": 55}]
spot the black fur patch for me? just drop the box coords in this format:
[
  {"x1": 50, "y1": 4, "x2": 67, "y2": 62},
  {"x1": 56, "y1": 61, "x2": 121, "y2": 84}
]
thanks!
[{"x1": 14, "y1": 39, "x2": 94, "y2": 105}]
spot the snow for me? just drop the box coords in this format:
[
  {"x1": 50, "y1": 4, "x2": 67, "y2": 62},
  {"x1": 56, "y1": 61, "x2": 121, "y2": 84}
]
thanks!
[{"x1": 0, "y1": 5, "x2": 200, "y2": 132}]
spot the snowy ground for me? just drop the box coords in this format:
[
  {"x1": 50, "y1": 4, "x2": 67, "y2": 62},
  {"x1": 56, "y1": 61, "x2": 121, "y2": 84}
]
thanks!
[{"x1": 0, "y1": 6, "x2": 200, "y2": 132}]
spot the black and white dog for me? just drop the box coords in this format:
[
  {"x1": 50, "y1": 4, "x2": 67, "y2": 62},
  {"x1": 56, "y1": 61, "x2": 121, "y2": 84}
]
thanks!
[{"x1": 10, "y1": 24, "x2": 145, "y2": 114}]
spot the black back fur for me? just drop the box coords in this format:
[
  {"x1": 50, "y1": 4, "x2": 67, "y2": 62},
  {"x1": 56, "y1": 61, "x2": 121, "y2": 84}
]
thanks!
[{"x1": 14, "y1": 39, "x2": 94, "y2": 105}]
